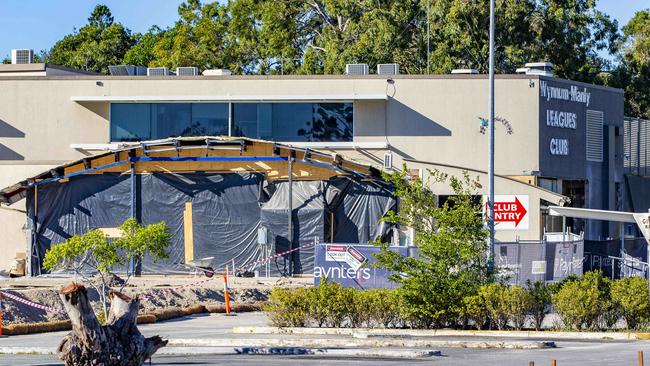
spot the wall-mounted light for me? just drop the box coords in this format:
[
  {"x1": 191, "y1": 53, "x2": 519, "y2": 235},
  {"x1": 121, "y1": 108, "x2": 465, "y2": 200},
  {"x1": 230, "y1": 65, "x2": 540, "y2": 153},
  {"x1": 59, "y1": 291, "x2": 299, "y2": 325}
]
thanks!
[{"x1": 96, "y1": 81, "x2": 104, "y2": 87}]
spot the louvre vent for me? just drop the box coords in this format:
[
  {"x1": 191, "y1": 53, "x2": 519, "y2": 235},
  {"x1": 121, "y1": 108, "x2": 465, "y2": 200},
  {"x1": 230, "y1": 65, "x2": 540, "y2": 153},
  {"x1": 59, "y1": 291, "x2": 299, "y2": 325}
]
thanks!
[
  {"x1": 586, "y1": 110, "x2": 604, "y2": 162},
  {"x1": 383, "y1": 152, "x2": 393, "y2": 170},
  {"x1": 345, "y1": 64, "x2": 368, "y2": 75}
]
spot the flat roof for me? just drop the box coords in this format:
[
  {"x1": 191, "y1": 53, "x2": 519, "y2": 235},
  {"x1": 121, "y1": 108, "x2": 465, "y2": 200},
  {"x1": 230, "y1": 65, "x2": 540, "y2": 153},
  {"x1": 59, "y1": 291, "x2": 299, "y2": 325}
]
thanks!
[
  {"x1": 0, "y1": 72, "x2": 623, "y2": 93},
  {"x1": 0, "y1": 63, "x2": 100, "y2": 75}
]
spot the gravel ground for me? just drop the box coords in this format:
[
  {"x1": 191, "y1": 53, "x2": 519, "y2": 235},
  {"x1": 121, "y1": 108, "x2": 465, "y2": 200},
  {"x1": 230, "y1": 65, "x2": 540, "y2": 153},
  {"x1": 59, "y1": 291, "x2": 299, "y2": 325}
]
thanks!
[{"x1": 0, "y1": 275, "x2": 310, "y2": 324}]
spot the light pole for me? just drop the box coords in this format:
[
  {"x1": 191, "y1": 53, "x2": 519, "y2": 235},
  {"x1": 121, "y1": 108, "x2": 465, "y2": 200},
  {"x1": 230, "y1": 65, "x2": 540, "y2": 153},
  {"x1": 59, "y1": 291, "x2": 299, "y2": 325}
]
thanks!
[{"x1": 487, "y1": 0, "x2": 496, "y2": 271}]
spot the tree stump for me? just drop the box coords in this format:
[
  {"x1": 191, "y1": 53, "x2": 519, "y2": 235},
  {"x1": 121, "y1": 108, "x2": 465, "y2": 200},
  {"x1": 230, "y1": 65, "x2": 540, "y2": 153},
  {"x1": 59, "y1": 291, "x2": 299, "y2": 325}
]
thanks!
[{"x1": 57, "y1": 283, "x2": 167, "y2": 366}]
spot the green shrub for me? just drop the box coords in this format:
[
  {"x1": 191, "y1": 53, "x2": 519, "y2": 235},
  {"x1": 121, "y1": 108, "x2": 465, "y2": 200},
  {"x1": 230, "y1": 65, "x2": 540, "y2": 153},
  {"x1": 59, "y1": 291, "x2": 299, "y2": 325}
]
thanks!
[
  {"x1": 363, "y1": 289, "x2": 403, "y2": 328},
  {"x1": 525, "y1": 280, "x2": 552, "y2": 330},
  {"x1": 346, "y1": 288, "x2": 368, "y2": 328},
  {"x1": 264, "y1": 287, "x2": 312, "y2": 327},
  {"x1": 480, "y1": 283, "x2": 509, "y2": 330},
  {"x1": 552, "y1": 271, "x2": 610, "y2": 331},
  {"x1": 506, "y1": 285, "x2": 531, "y2": 330},
  {"x1": 611, "y1": 276, "x2": 650, "y2": 330},
  {"x1": 311, "y1": 280, "x2": 350, "y2": 327},
  {"x1": 463, "y1": 294, "x2": 488, "y2": 330}
]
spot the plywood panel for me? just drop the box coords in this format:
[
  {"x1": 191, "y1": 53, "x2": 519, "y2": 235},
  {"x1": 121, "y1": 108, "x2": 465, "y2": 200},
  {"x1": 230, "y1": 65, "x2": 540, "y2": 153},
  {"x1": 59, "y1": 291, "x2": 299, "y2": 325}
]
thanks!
[{"x1": 184, "y1": 202, "x2": 194, "y2": 263}]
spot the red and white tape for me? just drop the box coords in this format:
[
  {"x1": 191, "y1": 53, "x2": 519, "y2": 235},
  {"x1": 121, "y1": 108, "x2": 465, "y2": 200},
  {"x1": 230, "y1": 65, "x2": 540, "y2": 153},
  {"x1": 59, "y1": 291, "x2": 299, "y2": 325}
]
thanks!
[
  {"x1": 0, "y1": 290, "x2": 64, "y2": 313},
  {"x1": 238, "y1": 242, "x2": 315, "y2": 273}
]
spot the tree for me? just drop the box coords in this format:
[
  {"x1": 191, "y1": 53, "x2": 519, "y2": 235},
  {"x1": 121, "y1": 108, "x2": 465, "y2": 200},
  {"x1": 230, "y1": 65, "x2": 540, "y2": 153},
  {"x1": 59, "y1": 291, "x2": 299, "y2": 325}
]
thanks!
[
  {"x1": 122, "y1": 26, "x2": 166, "y2": 67},
  {"x1": 46, "y1": 4, "x2": 136, "y2": 73},
  {"x1": 43, "y1": 218, "x2": 171, "y2": 318},
  {"x1": 607, "y1": 10, "x2": 650, "y2": 119},
  {"x1": 374, "y1": 168, "x2": 490, "y2": 328}
]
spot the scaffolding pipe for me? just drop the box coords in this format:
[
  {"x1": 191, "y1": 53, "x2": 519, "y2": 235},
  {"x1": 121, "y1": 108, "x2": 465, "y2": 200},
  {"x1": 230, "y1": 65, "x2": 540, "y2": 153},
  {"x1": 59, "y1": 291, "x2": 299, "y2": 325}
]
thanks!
[{"x1": 287, "y1": 156, "x2": 293, "y2": 276}]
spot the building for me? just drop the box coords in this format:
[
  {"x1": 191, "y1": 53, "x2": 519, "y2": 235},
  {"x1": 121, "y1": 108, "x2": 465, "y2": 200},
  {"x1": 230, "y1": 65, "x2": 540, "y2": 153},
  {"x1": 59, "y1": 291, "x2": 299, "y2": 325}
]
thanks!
[{"x1": 0, "y1": 57, "x2": 632, "y2": 274}]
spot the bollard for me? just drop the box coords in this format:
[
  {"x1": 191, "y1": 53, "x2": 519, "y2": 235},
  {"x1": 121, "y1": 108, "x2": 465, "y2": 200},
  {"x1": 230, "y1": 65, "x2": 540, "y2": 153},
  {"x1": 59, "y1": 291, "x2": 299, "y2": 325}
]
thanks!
[
  {"x1": 223, "y1": 267, "x2": 231, "y2": 315},
  {"x1": 529, "y1": 362, "x2": 534, "y2": 366},
  {"x1": 639, "y1": 351, "x2": 644, "y2": 366},
  {"x1": 551, "y1": 360, "x2": 556, "y2": 366},
  {"x1": 0, "y1": 291, "x2": 3, "y2": 337}
]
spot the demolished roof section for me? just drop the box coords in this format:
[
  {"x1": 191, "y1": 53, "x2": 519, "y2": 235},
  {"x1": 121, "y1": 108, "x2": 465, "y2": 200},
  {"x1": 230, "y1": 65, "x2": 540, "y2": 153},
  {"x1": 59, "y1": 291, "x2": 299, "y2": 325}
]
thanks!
[{"x1": 0, "y1": 136, "x2": 380, "y2": 205}]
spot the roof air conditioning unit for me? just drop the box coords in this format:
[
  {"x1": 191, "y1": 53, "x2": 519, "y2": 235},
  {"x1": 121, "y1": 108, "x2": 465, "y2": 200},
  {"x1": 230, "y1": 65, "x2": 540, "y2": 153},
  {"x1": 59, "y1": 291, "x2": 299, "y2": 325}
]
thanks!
[
  {"x1": 147, "y1": 67, "x2": 173, "y2": 76},
  {"x1": 521, "y1": 62, "x2": 553, "y2": 77},
  {"x1": 377, "y1": 63, "x2": 399, "y2": 75},
  {"x1": 202, "y1": 69, "x2": 232, "y2": 76},
  {"x1": 108, "y1": 65, "x2": 147, "y2": 76},
  {"x1": 383, "y1": 152, "x2": 393, "y2": 170},
  {"x1": 176, "y1": 67, "x2": 199, "y2": 76},
  {"x1": 345, "y1": 63, "x2": 369, "y2": 75},
  {"x1": 451, "y1": 69, "x2": 479, "y2": 75},
  {"x1": 11, "y1": 49, "x2": 34, "y2": 64}
]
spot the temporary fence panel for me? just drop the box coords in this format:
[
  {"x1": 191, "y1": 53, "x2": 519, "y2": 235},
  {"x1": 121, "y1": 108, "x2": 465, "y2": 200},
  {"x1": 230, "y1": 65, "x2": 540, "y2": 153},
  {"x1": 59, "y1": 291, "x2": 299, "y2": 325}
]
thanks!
[
  {"x1": 584, "y1": 238, "x2": 648, "y2": 279},
  {"x1": 494, "y1": 239, "x2": 584, "y2": 286}
]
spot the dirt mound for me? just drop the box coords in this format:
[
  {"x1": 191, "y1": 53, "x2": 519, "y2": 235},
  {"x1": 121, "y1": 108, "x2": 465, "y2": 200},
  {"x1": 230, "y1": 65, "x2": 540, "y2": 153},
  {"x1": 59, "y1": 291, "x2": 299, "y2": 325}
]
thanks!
[{"x1": 1, "y1": 286, "x2": 269, "y2": 325}]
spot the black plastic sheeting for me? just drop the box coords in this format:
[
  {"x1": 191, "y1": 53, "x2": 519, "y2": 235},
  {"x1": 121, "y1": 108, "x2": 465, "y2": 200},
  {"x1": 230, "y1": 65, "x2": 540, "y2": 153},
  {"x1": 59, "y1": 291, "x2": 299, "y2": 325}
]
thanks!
[{"x1": 26, "y1": 173, "x2": 395, "y2": 276}]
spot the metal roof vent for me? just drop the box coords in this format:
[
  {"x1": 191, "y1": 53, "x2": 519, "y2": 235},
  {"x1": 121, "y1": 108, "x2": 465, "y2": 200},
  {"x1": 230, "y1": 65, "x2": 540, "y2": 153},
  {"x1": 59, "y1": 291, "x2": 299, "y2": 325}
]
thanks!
[
  {"x1": 11, "y1": 49, "x2": 34, "y2": 64},
  {"x1": 147, "y1": 67, "x2": 174, "y2": 76},
  {"x1": 108, "y1": 65, "x2": 147, "y2": 76},
  {"x1": 176, "y1": 67, "x2": 199, "y2": 76},
  {"x1": 518, "y1": 62, "x2": 553, "y2": 77},
  {"x1": 345, "y1": 63, "x2": 369, "y2": 75},
  {"x1": 377, "y1": 63, "x2": 399, "y2": 75},
  {"x1": 202, "y1": 69, "x2": 232, "y2": 76},
  {"x1": 451, "y1": 69, "x2": 479, "y2": 74}
]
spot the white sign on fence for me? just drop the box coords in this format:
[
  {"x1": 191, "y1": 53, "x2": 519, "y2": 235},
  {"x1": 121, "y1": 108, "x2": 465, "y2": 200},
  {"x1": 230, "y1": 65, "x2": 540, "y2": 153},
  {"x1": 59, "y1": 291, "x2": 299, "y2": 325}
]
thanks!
[{"x1": 531, "y1": 261, "x2": 547, "y2": 275}]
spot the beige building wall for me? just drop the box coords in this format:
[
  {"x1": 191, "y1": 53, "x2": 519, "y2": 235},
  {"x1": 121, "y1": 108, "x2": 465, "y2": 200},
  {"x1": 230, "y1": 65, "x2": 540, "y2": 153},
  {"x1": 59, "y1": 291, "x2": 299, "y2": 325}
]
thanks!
[{"x1": 0, "y1": 74, "x2": 549, "y2": 272}]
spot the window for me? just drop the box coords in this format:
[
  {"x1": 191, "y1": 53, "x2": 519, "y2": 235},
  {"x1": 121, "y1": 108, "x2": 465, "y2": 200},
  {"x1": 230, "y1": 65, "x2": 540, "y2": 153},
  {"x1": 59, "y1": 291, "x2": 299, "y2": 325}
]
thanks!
[
  {"x1": 152, "y1": 104, "x2": 191, "y2": 139},
  {"x1": 111, "y1": 104, "x2": 152, "y2": 141},
  {"x1": 191, "y1": 103, "x2": 229, "y2": 136},
  {"x1": 111, "y1": 103, "x2": 229, "y2": 142},
  {"x1": 232, "y1": 102, "x2": 353, "y2": 142},
  {"x1": 110, "y1": 102, "x2": 353, "y2": 142}
]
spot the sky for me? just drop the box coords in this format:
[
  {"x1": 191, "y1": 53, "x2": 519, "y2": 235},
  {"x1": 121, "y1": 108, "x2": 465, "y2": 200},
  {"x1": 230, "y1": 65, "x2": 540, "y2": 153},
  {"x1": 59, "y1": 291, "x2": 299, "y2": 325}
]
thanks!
[{"x1": 0, "y1": 0, "x2": 648, "y2": 60}]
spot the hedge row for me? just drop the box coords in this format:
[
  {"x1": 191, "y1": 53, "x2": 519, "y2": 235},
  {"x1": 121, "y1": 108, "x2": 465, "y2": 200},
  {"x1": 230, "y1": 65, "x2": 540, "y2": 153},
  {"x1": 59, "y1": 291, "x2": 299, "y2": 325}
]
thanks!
[{"x1": 265, "y1": 273, "x2": 650, "y2": 331}]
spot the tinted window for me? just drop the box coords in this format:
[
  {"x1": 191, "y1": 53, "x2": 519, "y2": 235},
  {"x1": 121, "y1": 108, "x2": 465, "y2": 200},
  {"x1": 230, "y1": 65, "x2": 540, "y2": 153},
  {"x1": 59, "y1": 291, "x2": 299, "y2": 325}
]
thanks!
[
  {"x1": 152, "y1": 103, "x2": 191, "y2": 139},
  {"x1": 110, "y1": 104, "x2": 152, "y2": 142},
  {"x1": 233, "y1": 102, "x2": 353, "y2": 142},
  {"x1": 111, "y1": 102, "x2": 353, "y2": 142},
  {"x1": 191, "y1": 103, "x2": 229, "y2": 136},
  {"x1": 111, "y1": 103, "x2": 229, "y2": 141}
]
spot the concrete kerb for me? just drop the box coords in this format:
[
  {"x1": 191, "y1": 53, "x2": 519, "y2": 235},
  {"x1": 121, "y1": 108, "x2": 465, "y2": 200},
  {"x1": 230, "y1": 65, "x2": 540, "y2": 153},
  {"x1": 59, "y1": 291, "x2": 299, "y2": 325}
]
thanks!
[
  {"x1": 233, "y1": 326, "x2": 650, "y2": 341},
  {"x1": 0, "y1": 346, "x2": 441, "y2": 359},
  {"x1": 167, "y1": 337, "x2": 555, "y2": 349}
]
